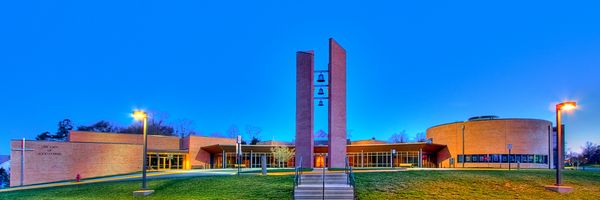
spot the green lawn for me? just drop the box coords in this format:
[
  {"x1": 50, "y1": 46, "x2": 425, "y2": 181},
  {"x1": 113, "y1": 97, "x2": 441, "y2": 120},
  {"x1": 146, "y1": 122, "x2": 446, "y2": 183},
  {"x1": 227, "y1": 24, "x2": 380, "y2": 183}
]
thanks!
[
  {"x1": 2, "y1": 170, "x2": 599, "y2": 199},
  {"x1": 0, "y1": 175, "x2": 293, "y2": 200},
  {"x1": 356, "y1": 170, "x2": 600, "y2": 199}
]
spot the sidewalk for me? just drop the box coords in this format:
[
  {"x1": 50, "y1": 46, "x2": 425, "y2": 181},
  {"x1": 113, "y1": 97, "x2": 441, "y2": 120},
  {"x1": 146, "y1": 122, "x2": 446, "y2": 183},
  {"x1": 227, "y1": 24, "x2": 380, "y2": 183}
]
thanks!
[{"x1": 0, "y1": 169, "x2": 238, "y2": 193}]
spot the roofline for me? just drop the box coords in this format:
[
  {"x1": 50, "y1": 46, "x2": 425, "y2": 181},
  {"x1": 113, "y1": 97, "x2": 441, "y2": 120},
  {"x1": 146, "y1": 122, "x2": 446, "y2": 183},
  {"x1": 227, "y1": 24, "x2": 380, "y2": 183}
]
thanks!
[
  {"x1": 71, "y1": 131, "x2": 180, "y2": 138},
  {"x1": 427, "y1": 118, "x2": 553, "y2": 130}
]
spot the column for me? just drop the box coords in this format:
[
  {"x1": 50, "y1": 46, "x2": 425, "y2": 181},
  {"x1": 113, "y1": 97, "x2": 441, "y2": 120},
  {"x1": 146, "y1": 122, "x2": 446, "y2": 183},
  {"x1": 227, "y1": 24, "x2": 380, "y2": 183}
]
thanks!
[
  {"x1": 295, "y1": 50, "x2": 315, "y2": 168},
  {"x1": 222, "y1": 150, "x2": 226, "y2": 169},
  {"x1": 328, "y1": 38, "x2": 347, "y2": 168},
  {"x1": 418, "y1": 149, "x2": 423, "y2": 168}
]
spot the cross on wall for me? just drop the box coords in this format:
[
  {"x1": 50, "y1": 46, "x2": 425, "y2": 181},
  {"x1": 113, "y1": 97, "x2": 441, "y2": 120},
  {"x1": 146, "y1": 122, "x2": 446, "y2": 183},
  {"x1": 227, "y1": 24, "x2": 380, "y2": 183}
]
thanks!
[{"x1": 11, "y1": 138, "x2": 34, "y2": 186}]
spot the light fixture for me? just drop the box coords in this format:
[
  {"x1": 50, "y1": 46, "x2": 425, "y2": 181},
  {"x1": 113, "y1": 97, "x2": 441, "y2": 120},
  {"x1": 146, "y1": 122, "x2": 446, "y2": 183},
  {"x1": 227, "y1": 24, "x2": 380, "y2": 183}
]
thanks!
[{"x1": 318, "y1": 100, "x2": 324, "y2": 106}]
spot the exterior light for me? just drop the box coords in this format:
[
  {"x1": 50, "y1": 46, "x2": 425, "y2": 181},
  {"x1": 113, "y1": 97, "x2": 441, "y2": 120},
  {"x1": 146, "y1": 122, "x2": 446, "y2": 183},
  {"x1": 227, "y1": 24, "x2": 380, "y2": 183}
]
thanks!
[
  {"x1": 318, "y1": 100, "x2": 324, "y2": 106},
  {"x1": 557, "y1": 101, "x2": 576, "y2": 111},
  {"x1": 545, "y1": 101, "x2": 577, "y2": 193},
  {"x1": 132, "y1": 109, "x2": 153, "y2": 196},
  {"x1": 132, "y1": 110, "x2": 148, "y2": 121}
]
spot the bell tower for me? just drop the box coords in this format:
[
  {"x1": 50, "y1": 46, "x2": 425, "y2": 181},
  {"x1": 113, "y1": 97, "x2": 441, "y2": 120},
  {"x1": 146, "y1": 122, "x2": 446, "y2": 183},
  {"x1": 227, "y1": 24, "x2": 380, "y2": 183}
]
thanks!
[{"x1": 295, "y1": 38, "x2": 347, "y2": 168}]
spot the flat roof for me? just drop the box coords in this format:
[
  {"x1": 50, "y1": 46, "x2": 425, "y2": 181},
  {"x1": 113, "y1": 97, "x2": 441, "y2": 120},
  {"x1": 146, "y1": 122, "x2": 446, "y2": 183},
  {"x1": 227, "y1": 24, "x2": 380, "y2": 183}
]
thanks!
[{"x1": 201, "y1": 143, "x2": 446, "y2": 154}]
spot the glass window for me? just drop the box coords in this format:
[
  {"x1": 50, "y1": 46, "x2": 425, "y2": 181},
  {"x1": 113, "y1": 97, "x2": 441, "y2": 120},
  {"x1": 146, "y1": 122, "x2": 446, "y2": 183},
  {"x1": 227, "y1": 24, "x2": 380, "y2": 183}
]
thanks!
[
  {"x1": 492, "y1": 154, "x2": 499, "y2": 162},
  {"x1": 466, "y1": 155, "x2": 472, "y2": 162},
  {"x1": 502, "y1": 154, "x2": 508, "y2": 162},
  {"x1": 472, "y1": 155, "x2": 478, "y2": 162},
  {"x1": 458, "y1": 155, "x2": 464, "y2": 163}
]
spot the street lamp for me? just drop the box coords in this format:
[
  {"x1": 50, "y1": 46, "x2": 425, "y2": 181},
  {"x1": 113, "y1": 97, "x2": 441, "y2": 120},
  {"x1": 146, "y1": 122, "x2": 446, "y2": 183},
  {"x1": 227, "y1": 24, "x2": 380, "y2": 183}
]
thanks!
[
  {"x1": 132, "y1": 110, "x2": 154, "y2": 196},
  {"x1": 545, "y1": 101, "x2": 576, "y2": 193}
]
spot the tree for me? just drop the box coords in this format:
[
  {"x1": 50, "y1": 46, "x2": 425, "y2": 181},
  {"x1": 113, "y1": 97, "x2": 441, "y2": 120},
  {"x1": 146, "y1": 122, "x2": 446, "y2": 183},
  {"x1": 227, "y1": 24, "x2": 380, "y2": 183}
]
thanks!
[
  {"x1": 389, "y1": 130, "x2": 409, "y2": 143},
  {"x1": 35, "y1": 119, "x2": 73, "y2": 141},
  {"x1": 246, "y1": 125, "x2": 262, "y2": 145},
  {"x1": 77, "y1": 120, "x2": 120, "y2": 133},
  {"x1": 581, "y1": 141, "x2": 600, "y2": 164},
  {"x1": 271, "y1": 146, "x2": 295, "y2": 168},
  {"x1": 0, "y1": 167, "x2": 9, "y2": 188},
  {"x1": 226, "y1": 125, "x2": 240, "y2": 139},
  {"x1": 120, "y1": 117, "x2": 175, "y2": 136},
  {"x1": 35, "y1": 131, "x2": 52, "y2": 141},
  {"x1": 415, "y1": 132, "x2": 427, "y2": 142},
  {"x1": 210, "y1": 132, "x2": 224, "y2": 137},
  {"x1": 174, "y1": 119, "x2": 195, "y2": 138},
  {"x1": 249, "y1": 137, "x2": 260, "y2": 145}
]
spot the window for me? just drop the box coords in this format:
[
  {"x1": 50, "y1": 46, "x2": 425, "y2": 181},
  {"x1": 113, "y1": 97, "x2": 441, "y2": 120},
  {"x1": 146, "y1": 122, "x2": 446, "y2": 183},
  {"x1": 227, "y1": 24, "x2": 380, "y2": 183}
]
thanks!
[
  {"x1": 466, "y1": 155, "x2": 472, "y2": 162},
  {"x1": 492, "y1": 154, "x2": 499, "y2": 162}
]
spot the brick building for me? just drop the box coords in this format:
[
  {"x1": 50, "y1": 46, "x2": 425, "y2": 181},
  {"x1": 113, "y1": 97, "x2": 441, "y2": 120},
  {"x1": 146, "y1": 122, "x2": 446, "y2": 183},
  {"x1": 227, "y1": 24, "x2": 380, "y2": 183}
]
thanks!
[{"x1": 9, "y1": 116, "x2": 557, "y2": 187}]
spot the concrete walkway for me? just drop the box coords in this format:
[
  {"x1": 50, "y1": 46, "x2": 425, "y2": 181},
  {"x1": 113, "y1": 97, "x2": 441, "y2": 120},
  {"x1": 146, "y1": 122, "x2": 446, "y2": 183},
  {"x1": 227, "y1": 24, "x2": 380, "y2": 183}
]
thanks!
[{"x1": 0, "y1": 169, "x2": 240, "y2": 193}]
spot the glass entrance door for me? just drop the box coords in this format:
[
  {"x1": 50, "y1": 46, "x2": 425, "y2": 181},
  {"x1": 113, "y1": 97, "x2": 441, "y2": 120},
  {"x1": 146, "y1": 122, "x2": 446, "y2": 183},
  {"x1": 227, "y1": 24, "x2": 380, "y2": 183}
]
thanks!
[
  {"x1": 147, "y1": 153, "x2": 185, "y2": 170},
  {"x1": 159, "y1": 157, "x2": 168, "y2": 170}
]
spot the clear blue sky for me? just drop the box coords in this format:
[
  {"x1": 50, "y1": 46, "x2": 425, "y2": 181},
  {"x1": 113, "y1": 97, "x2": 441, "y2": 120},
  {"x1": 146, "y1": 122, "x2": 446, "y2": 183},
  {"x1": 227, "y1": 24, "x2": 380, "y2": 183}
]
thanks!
[{"x1": 1, "y1": 1, "x2": 599, "y2": 155}]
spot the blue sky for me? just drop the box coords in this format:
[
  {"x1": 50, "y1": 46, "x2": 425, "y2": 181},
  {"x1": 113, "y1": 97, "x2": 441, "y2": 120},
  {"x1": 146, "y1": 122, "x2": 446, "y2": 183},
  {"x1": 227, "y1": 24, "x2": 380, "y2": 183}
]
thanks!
[{"x1": 1, "y1": 1, "x2": 599, "y2": 155}]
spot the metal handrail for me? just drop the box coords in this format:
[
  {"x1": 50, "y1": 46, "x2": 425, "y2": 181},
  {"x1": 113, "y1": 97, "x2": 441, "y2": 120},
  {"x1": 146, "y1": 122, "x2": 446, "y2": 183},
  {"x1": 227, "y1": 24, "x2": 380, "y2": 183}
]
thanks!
[
  {"x1": 293, "y1": 157, "x2": 303, "y2": 199},
  {"x1": 345, "y1": 156, "x2": 357, "y2": 199},
  {"x1": 322, "y1": 155, "x2": 326, "y2": 200}
]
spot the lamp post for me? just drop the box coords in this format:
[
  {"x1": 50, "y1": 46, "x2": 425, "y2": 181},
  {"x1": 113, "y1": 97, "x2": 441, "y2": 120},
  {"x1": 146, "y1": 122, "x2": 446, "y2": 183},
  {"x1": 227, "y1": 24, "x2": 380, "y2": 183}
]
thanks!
[
  {"x1": 545, "y1": 101, "x2": 576, "y2": 193},
  {"x1": 132, "y1": 110, "x2": 154, "y2": 196}
]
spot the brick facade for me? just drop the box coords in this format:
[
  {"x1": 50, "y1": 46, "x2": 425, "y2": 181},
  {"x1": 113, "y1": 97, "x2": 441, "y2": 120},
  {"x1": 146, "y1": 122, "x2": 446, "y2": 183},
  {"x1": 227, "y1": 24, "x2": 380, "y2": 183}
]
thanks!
[
  {"x1": 328, "y1": 38, "x2": 347, "y2": 168},
  {"x1": 427, "y1": 119, "x2": 552, "y2": 168},
  {"x1": 69, "y1": 131, "x2": 180, "y2": 150},
  {"x1": 295, "y1": 50, "x2": 315, "y2": 168},
  {"x1": 10, "y1": 140, "x2": 141, "y2": 187},
  {"x1": 182, "y1": 136, "x2": 236, "y2": 169}
]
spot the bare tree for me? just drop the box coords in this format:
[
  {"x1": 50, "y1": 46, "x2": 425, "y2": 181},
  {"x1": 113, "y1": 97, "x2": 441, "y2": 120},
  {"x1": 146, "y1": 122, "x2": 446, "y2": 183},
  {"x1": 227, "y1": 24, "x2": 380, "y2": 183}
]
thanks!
[
  {"x1": 581, "y1": 141, "x2": 600, "y2": 164},
  {"x1": 226, "y1": 124, "x2": 240, "y2": 139},
  {"x1": 210, "y1": 132, "x2": 224, "y2": 137},
  {"x1": 246, "y1": 125, "x2": 262, "y2": 144},
  {"x1": 174, "y1": 119, "x2": 195, "y2": 138},
  {"x1": 415, "y1": 132, "x2": 427, "y2": 142},
  {"x1": 389, "y1": 130, "x2": 409, "y2": 143}
]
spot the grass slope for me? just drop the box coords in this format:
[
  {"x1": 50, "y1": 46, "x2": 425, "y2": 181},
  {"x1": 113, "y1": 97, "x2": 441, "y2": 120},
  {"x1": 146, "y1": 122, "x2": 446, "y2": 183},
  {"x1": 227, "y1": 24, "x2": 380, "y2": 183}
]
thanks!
[
  {"x1": 2, "y1": 170, "x2": 599, "y2": 199},
  {"x1": 0, "y1": 175, "x2": 293, "y2": 200},
  {"x1": 356, "y1": 170, "x2": 600, "y2": 199}
]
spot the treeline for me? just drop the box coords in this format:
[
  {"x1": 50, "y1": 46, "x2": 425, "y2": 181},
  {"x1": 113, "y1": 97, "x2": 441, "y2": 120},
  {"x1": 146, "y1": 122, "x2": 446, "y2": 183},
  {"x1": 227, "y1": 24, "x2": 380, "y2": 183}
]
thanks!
[
  {"x1": 35, "y1": 117, "x2": 263, "y2": 144},
  {"x1": 568, "y1": 141, "x2": 600, "y2": 165}
]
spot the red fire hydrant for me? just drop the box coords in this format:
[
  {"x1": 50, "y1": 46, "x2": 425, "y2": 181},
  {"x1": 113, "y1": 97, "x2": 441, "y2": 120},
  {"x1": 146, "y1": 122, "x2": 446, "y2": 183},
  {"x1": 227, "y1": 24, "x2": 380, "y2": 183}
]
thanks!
[{"x1": 76, "y1": 174, "x2": 81, "y2": 182}]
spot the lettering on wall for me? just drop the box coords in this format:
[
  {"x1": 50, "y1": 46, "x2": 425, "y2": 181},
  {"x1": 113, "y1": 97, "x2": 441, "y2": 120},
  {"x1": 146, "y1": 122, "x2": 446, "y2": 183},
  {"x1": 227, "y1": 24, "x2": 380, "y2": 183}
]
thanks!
[{"x1": 37, "y1": 145, "x2": 62, "y2": 156}]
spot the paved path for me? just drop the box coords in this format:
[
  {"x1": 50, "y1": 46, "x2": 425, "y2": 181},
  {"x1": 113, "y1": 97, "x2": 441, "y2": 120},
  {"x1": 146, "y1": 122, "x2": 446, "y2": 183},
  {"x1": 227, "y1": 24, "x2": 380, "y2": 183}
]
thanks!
[{"x1": 0, "y1": 169, "x2": 239, "y2": 193}]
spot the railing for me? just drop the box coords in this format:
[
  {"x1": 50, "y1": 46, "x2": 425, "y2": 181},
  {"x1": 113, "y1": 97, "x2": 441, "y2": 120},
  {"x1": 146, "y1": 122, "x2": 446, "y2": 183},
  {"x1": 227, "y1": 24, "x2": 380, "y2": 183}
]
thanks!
[
  {"x1": 322, "y1": 155, "x2": 327, "y2": 200},
  {"x1": 345, "y1": 157, "x2": 357, "y2": 199},
  {"x1": 293, "y1": 157, "x2": 303, "y2": 188}
]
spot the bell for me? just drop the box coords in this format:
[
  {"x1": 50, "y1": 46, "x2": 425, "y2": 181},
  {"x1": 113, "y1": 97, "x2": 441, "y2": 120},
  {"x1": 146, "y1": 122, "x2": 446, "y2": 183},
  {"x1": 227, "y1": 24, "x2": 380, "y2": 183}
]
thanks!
[
  {"x1": 318, "y1": 100, "x2": 324, "y2": 106},
  {"x1": 317, "y1": 73, "x2": 325, "y2": 82},
  {"x1": 318, "y1": 88, "x2": 324, "y2": 95}
]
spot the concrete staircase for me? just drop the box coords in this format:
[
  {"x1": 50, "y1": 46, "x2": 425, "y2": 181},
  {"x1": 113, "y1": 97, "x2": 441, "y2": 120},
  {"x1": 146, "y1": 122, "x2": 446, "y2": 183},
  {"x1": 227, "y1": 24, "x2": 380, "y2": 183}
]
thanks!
[{"x1": 294, "y1": 170, "x2": 354, "y2": 200}]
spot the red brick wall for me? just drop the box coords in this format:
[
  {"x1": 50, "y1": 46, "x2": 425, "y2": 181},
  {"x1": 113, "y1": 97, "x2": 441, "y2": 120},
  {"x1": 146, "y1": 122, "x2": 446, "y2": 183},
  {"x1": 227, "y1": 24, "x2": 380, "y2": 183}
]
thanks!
[
  {"x1": 69, "y1": 131, "x2": 180, "y2": 150},
  {"x1": 183, "y1": 136, "x2": 236, "y2": 169},
  {"x1": 10, "y1": 140, "x2": 141, "y2": 186},
  {"x1": 427, "y1": 119, "x2": 552, "y2": 168},
  {"x1": 295, "y1": 50, "x2": 315, "y2": 168},
  {"x1": 328, "y1": 38, "x2": 347, "y2": 168}
]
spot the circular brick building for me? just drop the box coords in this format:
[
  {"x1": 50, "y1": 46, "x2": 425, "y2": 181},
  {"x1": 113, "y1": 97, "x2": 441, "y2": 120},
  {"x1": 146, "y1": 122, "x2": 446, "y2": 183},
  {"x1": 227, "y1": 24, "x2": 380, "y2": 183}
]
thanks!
[{"x1": 427, "y1": 117, "x2": 553, "y2": 168}]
